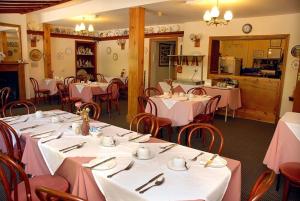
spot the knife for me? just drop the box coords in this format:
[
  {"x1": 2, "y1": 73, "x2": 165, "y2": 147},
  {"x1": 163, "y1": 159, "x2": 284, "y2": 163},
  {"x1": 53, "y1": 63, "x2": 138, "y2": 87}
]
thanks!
[
  {"x1": 135, "y1": 173, "x2": 164, "y2": 191},
  {"x1": 30, "y1": 130, "x2": 55, "y2": 137},
  {"x1": 128, "y1": 134, "x2": 144, "y2": 142},
  {"x1": 204, "y1": 154, "x2": 218, "y2": 168},
  {"x1": 20, "y1": 125, "x2": 40, "y2": 131},
  {"x1": 158, "y1": 144, "x2": 177, "y2": 154},
  {"x1": 89, "y1": 157, "x2": 116, "y2": 169}
]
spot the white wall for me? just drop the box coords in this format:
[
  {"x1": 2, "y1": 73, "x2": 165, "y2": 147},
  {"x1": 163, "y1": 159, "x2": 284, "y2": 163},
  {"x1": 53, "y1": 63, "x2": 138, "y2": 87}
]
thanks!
[{"x1": 180, "y1": 13, "x2": 300, "y2": 116}]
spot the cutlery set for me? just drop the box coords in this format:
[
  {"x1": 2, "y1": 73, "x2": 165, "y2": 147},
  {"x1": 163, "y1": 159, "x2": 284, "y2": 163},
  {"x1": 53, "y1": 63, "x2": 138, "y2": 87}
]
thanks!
[
  {"x1": 41, "y1": 132, "x2": 63, "y2": 143},
  {"x1": 116, "y1": 131, "x2": 133, "y2": 137},
  {"x1": 135, "y1": 173, "x2": 165, "y2": 193},
  {"x1": 128, "y1": 134, "x2": 144, "y2": 142},
  {"x1": 159, "y1": 144, "x2": 177, "y2": 154},
  {"x1": 59, "y1": 142, "x2": 87, "y2": 153}
]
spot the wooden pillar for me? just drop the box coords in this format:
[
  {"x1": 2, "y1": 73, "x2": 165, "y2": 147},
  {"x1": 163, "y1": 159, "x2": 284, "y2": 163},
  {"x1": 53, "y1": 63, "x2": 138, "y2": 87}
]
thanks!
[
  {"x1": 127, "y1": 7, "x2": 145, "y2": 121},
  {"x1": 43, "y1": 23, "x2": 52, "y2": 78},
  {"x1": 0, "y1": 32, "x2": 8, "y2": 60}
]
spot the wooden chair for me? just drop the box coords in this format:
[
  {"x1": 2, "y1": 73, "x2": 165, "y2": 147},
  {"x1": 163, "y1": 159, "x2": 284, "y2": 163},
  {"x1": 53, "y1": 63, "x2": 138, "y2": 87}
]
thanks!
[
  {"x1": 277, "y1": 162, "x2": 300, "y2": 201},
  {"x1": 138, "y1": 96, "x2": 173, "y2": 141},
  {"x1": 35, "y1": 186, "x2": 86, "y2": 201},
  {"x1": 177, "y1": 123, "x2": 224, "y2": 155},
  {"x1": 57, "y1": 83, "x2": 81, "y2": 112},
  {"x1": 96, "y1": 73, "x2": 106, "y2": 82},
  {"x1": 193, "y1": 95, "x2": 221, "y2": 124},
  {"x1": 129, "y1": 113, "x2": 157, "y2": 135},
  {"x1": 2, "y1": 100, "x2": 36, "y2": 117},
  {"x1": 80, "y1": 102, "x2": 101, "y2": 121},
  {"x1": 98, "y1": 82, "x2": 120, "y2": 117},
  {"x1": 187, "y1": 87, "x2": 207, "y2": 95},
  {"x1": 0, "y1": 87, "x2": 11, "y2": 108},
  {"x1": 144, "y1": 87, "x2": 162, "y2": 97},
  {"x1": 29, "y1": 77, "x2": 50, "y2": 104},
  {"x1": 248, "y1": 169, "x2": 275, "y2": 201},
  {"x1": 0, "y1": 153, "x2": 69, "y2": 201}
]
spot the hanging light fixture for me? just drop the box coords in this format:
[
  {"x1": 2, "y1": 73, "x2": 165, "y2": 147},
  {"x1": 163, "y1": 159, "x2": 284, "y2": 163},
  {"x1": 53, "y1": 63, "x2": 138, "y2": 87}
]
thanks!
[
  {"x1": 202, "y1": 0, "x2": 233, "y2": 26},
  {"x1": 75, "y1": 17, "x2": 94, "y2": 33}
]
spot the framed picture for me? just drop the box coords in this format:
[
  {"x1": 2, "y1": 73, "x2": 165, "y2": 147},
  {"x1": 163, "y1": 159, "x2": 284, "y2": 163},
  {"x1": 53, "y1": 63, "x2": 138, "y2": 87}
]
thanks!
[
  {"x1": 159, "y1": 43, "x2": 175, "y2": 67},
  {"x1": 270, "y1": 39, "x2": 282, "y2": 47},
  {"x1": 268, "y1": 48, "x2": 282, "y2": 59}
]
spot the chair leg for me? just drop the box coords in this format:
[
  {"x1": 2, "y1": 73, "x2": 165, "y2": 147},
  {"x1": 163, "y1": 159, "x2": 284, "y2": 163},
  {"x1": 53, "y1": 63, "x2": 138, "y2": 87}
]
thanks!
[
  {"x1": 276, "y1": 173, "x2": 281, "y2": 191},
  {"x1": 282, "y1": 178, "x2": 290, "y2": 201},
  {"x1": 167, "y1": 126, "x2": 172, "y2": 142}
]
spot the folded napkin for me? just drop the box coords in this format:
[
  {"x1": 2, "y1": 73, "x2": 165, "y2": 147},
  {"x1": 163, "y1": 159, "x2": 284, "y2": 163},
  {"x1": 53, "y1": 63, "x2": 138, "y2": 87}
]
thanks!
[
  {"x1": 161, "y1": 98, "x2": 178, "y2": 109},
  {"x1": 75, "y1": 84, "x2": 85, "y2": 93},
  {"x1": 286, "y1": 122, "x2": 300, "y2": 141}
]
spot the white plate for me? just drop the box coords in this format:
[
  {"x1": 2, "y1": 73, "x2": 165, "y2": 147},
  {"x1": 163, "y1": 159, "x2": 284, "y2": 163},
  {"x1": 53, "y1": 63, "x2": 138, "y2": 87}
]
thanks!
[
  {"x1": 133, "y1": 152, "x2": 155, "y2": 160},
  {"x1": 82, "y1": 158, "x2": 117, "y2": 170},
  {"x1": 167, "y1": 161, "x2": 190, "y2": 171},
  {"x1": 198, "y1": 155, "x2": 227, "y2": 168}
]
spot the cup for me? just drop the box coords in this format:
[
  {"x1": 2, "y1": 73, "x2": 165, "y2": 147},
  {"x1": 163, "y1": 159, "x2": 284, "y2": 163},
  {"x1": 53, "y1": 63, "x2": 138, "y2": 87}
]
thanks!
[
  {"x1": 35, "y1": 110, "x2": 44, "y2": 118},
  {"x1": 137, "y1": 147, "x2": 150, "y2": 159},
  {"x1": 51, "y1": 116, "x2": 60, "y2": 123},
  {"x1": 172, "y1": 157, "x2": 186, "y2": 169},
  {"x1": 72, "y1": 122, "x2": 82, "y2": 135},
  {"x1": 102, "y1": 135, "x2": 115, "y2": 146},
  {"x1": 179, "y1": 92, "x2": 185, "y2": 97}
]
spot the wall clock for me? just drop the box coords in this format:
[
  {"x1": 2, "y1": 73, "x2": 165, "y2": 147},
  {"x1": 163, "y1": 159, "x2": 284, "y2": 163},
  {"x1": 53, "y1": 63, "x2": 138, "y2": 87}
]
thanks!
[{"x1": 242, "y1": 23, "x2": 252, "y2": 34}]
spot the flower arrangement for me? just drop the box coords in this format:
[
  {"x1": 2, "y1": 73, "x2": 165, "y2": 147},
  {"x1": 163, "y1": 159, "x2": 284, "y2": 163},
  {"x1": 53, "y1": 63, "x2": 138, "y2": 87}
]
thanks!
[
  {"x1": 75, "y1": 102, "x2": 90, "y2": 121},
  {"x1": 0, "y1": 52, "x2": 6, "y2": 62}
]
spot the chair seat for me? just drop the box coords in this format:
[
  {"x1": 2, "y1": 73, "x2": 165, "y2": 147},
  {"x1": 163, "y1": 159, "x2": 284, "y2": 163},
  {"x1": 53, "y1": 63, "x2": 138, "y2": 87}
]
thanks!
[
  {"x1": 156, "y1": 117, "x2": 172, "y2": 127},
  {"x1": 280, "y1": 162, "x2": 300, "y2": 184},
  {"x1": 193, "y1": 113, "x2": 213, "y2": 123},
  {"x1": 37, "y1": 89, "x2": 50, "y2": 93},
  {"x1": 13, "y1": 175, "x2": 69, "y2": 201}
]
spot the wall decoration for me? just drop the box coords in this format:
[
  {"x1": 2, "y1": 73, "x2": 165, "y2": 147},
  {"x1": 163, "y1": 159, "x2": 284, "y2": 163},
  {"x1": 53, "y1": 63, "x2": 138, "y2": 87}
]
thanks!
[
  {"x1": 7, "y1": 50, "x2": 13, "y2": 57},
  {"x1": 56, "y1": 52, "x2": 64, "y2": 60},
  {"x1": 291, "y1": 59, "x2": 299, "y2": 70},
  {"x1": 189, "y1": 33, "x2": 201, "y2": 47},
  {"x1": 270, "y1": 39, "x2": 282, "y2": 47},
  {"x1": 106, "y1": 47, "x2": 112, "y2": 55},
  {"x1": 267, "y1": 48, "x2": 282, "y2": 59},
  {"x1": 159, "y1": 43, "x2": 175, "y2": 67},
  {"x1": 112, "y1": 53, "x2": 118, "y2": 61},
  {"x1": 242, "y1": 23, "x2": 252, "y2": 34},
  {"x1": 29, "y1": 49, "x2": 42, "y2": 61},
  {"x1": 291, "y1": 45, "x2": 300, "y2": 57}
]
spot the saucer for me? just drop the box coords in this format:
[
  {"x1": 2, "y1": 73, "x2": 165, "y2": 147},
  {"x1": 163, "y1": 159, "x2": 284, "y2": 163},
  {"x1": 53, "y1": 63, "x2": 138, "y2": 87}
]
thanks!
[
  {"x1": 167, "y1": 160, "x2": 190, "y2": 171},
  {"x1": 99, "y1": 137, "x2": 117, "y2": 147},
  {"x1": 133, "y1": 152, "x2": 155, "y2": 160},
  {"x1": 82, "y1": 157, "x2": 117, "y2": 170},
  {"x1": 198, "y1": 155, "x2": 227, "y2": 168}
]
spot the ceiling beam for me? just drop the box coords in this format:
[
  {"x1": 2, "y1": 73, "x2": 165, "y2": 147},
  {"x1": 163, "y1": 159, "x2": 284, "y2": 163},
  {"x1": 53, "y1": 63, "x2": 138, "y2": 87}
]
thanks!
[{"x1": 0, "y1": 1, "x2": 61, "y2": 3}]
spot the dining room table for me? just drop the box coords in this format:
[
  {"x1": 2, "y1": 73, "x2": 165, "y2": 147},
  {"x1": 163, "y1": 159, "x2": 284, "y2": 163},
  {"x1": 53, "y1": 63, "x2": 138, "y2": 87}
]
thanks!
[
  {"x1": 39, "y1": 78, "x2": 63, "y2": 95},
  {"x1": 2, "y1": 110, "x2": 242, "y2": 201},
  {"x1": 263, "y1": 112, "x2": 300, "y2": 173},
  {"x1": 69, "y1": 82, "x2": 110, "y2": 102}
]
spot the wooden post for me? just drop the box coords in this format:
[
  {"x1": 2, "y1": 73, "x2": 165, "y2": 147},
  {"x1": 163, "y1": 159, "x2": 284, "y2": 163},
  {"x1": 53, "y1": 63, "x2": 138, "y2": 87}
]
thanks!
[
  {"x1": 43, "y1": 23, "x2": 52, "y2": 78},
  {"x1": 127, "y1": 7, "x2": 145, "y2": 121},
  {"x1": 0, "y1": 32, "x2": 8, "y2": 60}
]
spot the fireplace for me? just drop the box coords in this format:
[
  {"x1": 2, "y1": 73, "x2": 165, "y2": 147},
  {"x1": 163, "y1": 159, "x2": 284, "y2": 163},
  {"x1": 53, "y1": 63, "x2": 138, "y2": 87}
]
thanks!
[{"x1": 0, "y1": 63, "x2": 26, "y2": 100}]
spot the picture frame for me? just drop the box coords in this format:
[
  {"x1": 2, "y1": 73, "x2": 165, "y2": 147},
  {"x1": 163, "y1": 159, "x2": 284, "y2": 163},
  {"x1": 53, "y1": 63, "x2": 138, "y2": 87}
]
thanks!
[
  {"x1": 159, "y1": 43, "x2": 175, "y2": 67},
  {"x1": 270, "y1": 39, "x2": 282, "y2": 47},
  {"x1": 267, "y1": 48, "x2": 282, "y2": 59}
]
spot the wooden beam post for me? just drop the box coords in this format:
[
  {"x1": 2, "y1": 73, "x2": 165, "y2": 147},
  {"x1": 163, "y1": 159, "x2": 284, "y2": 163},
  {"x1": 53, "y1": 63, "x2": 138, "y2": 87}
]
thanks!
[
  {"x1": 0, "y1": 32, "x2": 8, "y2": 60},
  {"x1": 127, "y1": 7, "x2": 145, "y2": 121},
  {"x1": 43, "y1": 23, "x2": 52, "y2": 78}
]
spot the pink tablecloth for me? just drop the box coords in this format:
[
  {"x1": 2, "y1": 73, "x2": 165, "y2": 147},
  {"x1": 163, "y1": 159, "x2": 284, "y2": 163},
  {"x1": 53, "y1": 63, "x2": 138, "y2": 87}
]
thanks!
[
  {"x1": 39, "y1": 79, "x2": 61, "y2": 95},
  {"x1": 263, "y1": 112, "x2": 300, "y2": 173},
  {"x1": 21, "y1": 135, "x2": 241, "y2": 201},
  {"x1": 69, "y1": 83, "x2": 108, "y2": 103},
  {"x1": 146, "y1": 97, "x2": 207, "y2": 127}
]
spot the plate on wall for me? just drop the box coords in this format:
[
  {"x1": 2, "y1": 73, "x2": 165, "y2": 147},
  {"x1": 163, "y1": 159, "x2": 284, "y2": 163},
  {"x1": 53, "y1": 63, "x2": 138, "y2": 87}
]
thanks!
[
  {"x1": 106, "y1": 47, "x2": 112, "y2": 55},
  {"x1": 112, "y1": 53, "x2": 118, "y2": 61},
  {"x1": 29, "y1": 49, "x2": 42, "y2": 61}
]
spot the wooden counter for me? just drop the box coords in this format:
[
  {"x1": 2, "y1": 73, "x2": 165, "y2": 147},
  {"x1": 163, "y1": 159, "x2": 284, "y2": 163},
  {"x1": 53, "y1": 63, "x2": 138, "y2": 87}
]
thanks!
[{"x1": 208, "y1": 74, "x2": 281, "y2": 123}]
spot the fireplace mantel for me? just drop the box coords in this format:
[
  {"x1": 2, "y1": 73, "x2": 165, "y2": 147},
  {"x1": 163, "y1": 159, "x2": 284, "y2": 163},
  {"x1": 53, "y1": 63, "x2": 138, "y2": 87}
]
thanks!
[{"x1": 0, "y1": 62, "x2": 27, "y2": 100}]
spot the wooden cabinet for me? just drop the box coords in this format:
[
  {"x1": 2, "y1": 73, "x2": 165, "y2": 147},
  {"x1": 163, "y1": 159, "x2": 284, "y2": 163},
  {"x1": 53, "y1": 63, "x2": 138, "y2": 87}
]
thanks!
[{"x1": 75, "y1": 41, "x2": 97, "y2": 80}]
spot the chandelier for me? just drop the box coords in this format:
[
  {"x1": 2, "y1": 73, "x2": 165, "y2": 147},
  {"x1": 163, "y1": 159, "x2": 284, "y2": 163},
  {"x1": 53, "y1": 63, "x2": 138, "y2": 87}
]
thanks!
[
  {"x1": 203, "y1": 0, "x2": 233, "y2": 26},
  {"x1": 75, "y1": 17, "x2": 94, "y2": 32}
]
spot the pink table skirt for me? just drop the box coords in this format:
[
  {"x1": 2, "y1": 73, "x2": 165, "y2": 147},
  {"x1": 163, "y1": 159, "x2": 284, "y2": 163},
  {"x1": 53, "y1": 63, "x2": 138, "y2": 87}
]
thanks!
[
  {"x1": 69, "y1": 83, "x2": 107, "y2": 103},
  {"x1": 39, "y1": 79, "x2": 61, "y2": 95},
  {"x1": 263, "y1": 113, "x2": 300, "y2": 173},
  {"x1": 146, "y1": 97, "x2": 207, "y2": 127}
]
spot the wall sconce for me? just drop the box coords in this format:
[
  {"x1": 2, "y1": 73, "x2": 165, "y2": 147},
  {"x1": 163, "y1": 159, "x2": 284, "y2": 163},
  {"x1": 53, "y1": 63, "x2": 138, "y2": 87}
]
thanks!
[
  {"x1": 117, "y1": 39, "x2": 126, "y2": 50},
  {"x1": 189, "y1": 33, "x2": 201, "y2": 47}
]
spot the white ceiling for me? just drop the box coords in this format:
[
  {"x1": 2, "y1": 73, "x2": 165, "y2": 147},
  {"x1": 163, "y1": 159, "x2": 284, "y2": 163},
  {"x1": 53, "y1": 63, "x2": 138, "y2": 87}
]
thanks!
[{"x1": 49, "y1": 0, "x2": 300, "y2": 31}]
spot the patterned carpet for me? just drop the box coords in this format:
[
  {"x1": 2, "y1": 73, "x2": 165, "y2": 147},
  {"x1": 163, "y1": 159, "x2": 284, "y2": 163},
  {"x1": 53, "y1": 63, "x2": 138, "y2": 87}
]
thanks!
[{"x1": 1, "y1": 99, "x2": 300, "y2": 201}]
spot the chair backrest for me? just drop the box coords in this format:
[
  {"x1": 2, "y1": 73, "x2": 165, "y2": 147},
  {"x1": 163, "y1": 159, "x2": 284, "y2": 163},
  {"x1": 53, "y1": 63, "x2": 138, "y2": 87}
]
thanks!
[
  {"x1": 96, "y1": 73, "x2": 106, "y2": 82},
  {"x1": 137, "y1": 96, "x2": 158, "y2": 116},
  {"x1": 29, "y1": 77, "x2": 40, "y2": 92},
  {"x1": 110, "y1": 78, "x2": 125, "y2": 89},
  {"x1": 107, "y1": 82, "x2": 120, "y2": 100},
  {"x1": 0, "y1": 87, "x2": 11, "y2": 108},
  {"x1": 80, "y1": 102, "x2": 101, "y2": 121},
  {"x1": 0, "y1": 120, "x2": 22, "y2": 162},
  {"x1": 248, "y1": 170, "x2": 275, "y2": 201},
  {"x1": 204, "y1": 95, "x2": 221, "y2": 115},
  {"x1": 2, "y1": 100, "x2": 36, "y2": 117},
  {"x1": 187, "y1": 87, "x2": 207, "y2": 95},
  {"x1": 144, "y1": 87, "x2": 162, "y2": 97},
  {"x1": 56, "y1": 83, "x2": 69, "y2": 100},
  {"x1": 0, "y1": 152, "x2": 32, "y2": 201},
  {"x1": 64, "y1": 76, "x2": 76, "y2": 86},
  {"x1": 129, "y1": 113, "x2": 157, "y2": 135},
  {"x1": 177, "y1": 123, "x2": 224, "y2": 155},
  {"x1": 35, "y1": 186, "x2": 86, "y2": 201}
]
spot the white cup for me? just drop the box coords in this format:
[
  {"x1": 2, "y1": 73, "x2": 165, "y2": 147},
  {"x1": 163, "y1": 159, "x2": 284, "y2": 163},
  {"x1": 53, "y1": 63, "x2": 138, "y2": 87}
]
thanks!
[
  {"x1": 172, "y1": 157, "x2": 186, "y2": 169},
  {"x1": 35, "y1": 110, "x2": 44, "y2": 118},
  {"x1": 72, "y1": 122, "x2": 81, "y2": 135},
  {"x1": 137, "y1": 147, "x2": 150, "y2": 159},
  {"x1": 51, "y1": 116, "x2": 60, "y2": 123},
  {"x1": 179, "y1": 92, "x2": 185, "y2": 97},
  {"x1": 102, "y1": 136, "x2": 114, "y2": 146}
]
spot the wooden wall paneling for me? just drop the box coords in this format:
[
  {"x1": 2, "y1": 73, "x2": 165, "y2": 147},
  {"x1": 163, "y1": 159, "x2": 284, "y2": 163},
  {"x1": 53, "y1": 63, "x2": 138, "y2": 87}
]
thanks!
[
  {"x1": 127, "y1": 7, "x2": 145, "y2": 121},
  {"x1": 43, "y1": 24, "x2": 52, "y2": 78}
]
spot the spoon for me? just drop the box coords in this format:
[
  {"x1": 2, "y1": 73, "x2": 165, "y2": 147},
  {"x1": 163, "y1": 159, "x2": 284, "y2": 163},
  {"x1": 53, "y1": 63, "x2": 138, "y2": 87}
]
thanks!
[{"x1": 139, "y1": 177, "x2": 165, "y2": 193}]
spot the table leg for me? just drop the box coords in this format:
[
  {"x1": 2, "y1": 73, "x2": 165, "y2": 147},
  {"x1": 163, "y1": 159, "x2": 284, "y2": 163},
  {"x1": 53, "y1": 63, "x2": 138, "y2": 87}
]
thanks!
[
  {"x1": 233, "y1": 110, "x2": 235, "y2": 118},
  {"x1": 225, "y1": 106, "x2": 228, "y2": 122}
]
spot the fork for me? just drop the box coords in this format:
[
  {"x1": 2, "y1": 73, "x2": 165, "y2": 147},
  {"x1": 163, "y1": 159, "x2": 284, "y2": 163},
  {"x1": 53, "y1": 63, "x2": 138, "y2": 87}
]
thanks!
[{"x1": 107, "y1": 161, "x2": 134, "y2": 178}]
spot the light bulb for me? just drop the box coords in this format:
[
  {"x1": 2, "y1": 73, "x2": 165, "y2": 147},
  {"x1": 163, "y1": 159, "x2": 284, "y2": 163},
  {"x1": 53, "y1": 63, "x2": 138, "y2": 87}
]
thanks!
[
  {"x1": 88, "y1": 24, "x2": 94, "y2": 32},
  {"x1": 224, "y1": 10, "x2": 233, "y2": 21},
  {"x1": 79, "y1": 22, "x2": 85, "y2": 31},
  {"x1": 210, "y1": 6, "x2": 220, "y2": 18},
  {"x1": 203, "y1": 10, "x2": 212, "y2": 22},
  {"x1": 75, "y1": 24, "x2": 80, "y2": 32}
]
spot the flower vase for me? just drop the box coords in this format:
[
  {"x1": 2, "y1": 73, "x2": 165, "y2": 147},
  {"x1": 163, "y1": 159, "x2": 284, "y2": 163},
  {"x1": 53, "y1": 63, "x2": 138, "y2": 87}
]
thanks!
[{"x1": 81, "y1": 119, "x2": 90, "y2": 136}]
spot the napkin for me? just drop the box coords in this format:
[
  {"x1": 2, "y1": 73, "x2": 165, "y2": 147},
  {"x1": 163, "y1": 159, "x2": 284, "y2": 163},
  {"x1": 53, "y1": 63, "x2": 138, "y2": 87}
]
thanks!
[
  {"x1": 161, "y1": 99, "x2": 178, "y2": 109},
  {"x1": 75, "y1": 84, "x2": 85, "y2": 93}
]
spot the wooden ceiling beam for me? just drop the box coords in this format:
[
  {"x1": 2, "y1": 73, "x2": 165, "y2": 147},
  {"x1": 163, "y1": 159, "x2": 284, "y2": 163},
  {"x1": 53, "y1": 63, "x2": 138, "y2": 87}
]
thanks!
[{"x1": 0, "y1": 1, "x2": 61, "y2": 3}]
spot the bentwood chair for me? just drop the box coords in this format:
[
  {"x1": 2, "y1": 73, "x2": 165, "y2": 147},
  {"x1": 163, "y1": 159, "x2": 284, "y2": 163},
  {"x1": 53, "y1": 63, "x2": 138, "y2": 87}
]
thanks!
[
  {"x1": 193, "y1": 95, "x2": 221, "y2": 124},
  {"x1": 0, "y1": 87, "x2": 11, "y2": 108},
  {"x1": 129, "y1": 113, "x2": 157, "y2": 135},
  {"x1": 2, "y1": 100, "x2": 36, "y2": 117},
  {"x1": 35, "y1": 186, "x2": 86, "y2": 201},
  {"x1": 29, "y1": 77, "x2": 50, "y2": 104},
  {"x1": 96, "y1": 73, "x2": 106, "y2": 82},
  {"x1": 57, "y1": 83, "x2": 81, "y2": 112},
  {"x1": 64, "y1": 76, "x2": 76, "y2": 86},
  {"x1": 80, "y1": 102, "x2": 101, "y2": 121},
  {"x1": 187, "y1": 87, "x2": 207, "y2": 95},
  {"x1": 98, "y1": 82, "x2": 120, "y2": 117},
  {"x1": 177, "y1": 123, "x2": 224, "y2": 155},
  {"x1": 0, "y1": 153, "x2": 69, "y2": 201},
  {"x1": 144, "y1": 87, "x2": 162, "y2": 97},
  {"x1": 138, "y1": 96, "x2": 173, "y2": 140},
  {"x1": 248, "y1": 169, "x2": 275, "y2": 201}
]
